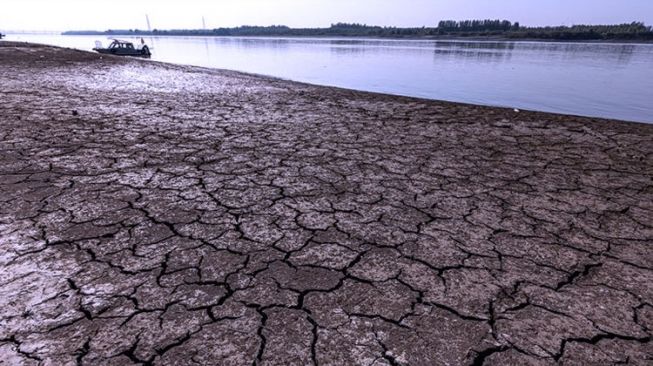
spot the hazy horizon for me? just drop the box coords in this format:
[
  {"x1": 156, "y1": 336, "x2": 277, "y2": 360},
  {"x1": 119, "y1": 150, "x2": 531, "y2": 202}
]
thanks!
[{"x1": 1, "y1": 0, "x2": 652, "y2": 32}]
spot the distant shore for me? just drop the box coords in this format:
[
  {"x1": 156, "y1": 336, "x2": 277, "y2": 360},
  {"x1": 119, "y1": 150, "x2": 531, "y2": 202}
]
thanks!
[
  {"x1": 5, "y1": 31, "x2": 653, "y2": 44},
  {"x1": 53, "y1": 33, "x2": 653, "y2": 44},
  {"x1": 1, "y1": 42, "x2": 652, "y2": 365},
  {"x1": 61, "y1": 21, "x2": 653, "y2": 42}
]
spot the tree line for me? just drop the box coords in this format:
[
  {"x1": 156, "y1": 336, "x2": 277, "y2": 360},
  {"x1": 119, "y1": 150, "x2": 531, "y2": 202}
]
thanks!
[
  {"x1": 506, "y1": 22, "x2": 653, "y2": 40},
  {"x1": 63, "y1": 20, "x2": 653, "y2": 41},
  {"x1": 437, "y1": 19, "x2": 519, "y2": 32}
]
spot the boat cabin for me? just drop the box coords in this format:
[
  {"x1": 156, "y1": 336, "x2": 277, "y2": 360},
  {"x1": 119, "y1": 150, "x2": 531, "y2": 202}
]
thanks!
[
  {"x1": 93, "y1": 39, "x2": 151, "y2": 58},
  {"x1": 110, "y1": 41, "x2": 136, "y2": 51}
]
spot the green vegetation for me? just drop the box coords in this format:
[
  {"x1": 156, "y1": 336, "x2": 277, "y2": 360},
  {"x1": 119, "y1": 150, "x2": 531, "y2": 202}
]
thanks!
[
  {"x1": 63, "y1": 20, "x2": 653, "y2": 41},
  {"x1": 506, "y1": 22, "x2": 653, "y2": 40},
  {"x1": 437, "y1": 19, "x2": 519, "y2": 32}
]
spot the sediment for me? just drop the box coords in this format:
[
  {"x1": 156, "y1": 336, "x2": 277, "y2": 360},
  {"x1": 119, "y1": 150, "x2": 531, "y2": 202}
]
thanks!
[{"x1": 1, "y1": 42, "x2": 652, "y2": 365}]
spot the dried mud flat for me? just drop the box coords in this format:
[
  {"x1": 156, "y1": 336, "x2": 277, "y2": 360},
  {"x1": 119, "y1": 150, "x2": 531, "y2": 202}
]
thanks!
[{"x1": 0, "y1": 42, "x2": 652, "y2": 365}]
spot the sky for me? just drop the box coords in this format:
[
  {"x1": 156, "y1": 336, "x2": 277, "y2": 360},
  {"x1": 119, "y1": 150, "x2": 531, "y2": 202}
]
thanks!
[{"x1": 1, "y1": 0, "x2": 652, "y2": 32}]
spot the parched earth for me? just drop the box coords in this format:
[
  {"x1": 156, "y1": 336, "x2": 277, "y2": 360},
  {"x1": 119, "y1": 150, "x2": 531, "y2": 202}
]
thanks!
[{"x1": 0, "y1": 42, "x2": 652, "y2": 365}]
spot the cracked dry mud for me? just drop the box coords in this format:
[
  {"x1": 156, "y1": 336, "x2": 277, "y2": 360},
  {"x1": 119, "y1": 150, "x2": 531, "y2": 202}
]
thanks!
[{"x1": 0, "y1": 42, "x2": 652, "y2": 365}]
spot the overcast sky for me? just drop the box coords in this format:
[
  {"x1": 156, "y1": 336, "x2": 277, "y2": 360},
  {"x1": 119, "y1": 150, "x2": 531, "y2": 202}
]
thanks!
[{"x1": 1, "y1": 0, "x2": 652, "y2": 32}]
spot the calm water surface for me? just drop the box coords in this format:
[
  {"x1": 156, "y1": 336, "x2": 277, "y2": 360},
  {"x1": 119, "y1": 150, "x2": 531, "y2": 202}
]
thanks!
[{"x1": 7, "y1": 34, "x2": 653, "y2": 123}]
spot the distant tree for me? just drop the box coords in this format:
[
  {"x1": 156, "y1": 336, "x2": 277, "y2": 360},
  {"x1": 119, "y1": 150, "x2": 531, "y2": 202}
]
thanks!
[{"x1": 62, "y1": 20, "x2": 653, "y2": 41}]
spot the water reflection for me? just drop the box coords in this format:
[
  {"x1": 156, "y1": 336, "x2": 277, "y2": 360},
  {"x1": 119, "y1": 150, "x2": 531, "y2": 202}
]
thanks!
[
  {"x1": 224, "y1": 37, "x2": 293, "y2": 50},
  {"x1": 433, "y1": 42, "x2": 514, "y2": 63},
  {"x1": 512, "y1": 42, "x2": 637, "y2": 65},
  {"x1": 436, "y1": 41, "x2": 517, "y2": 50}
]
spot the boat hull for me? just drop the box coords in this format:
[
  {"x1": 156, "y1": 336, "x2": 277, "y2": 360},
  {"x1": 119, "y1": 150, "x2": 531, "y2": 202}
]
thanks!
[{"x1": 93, "y1": 48, "x2": 151, "y2": 58}]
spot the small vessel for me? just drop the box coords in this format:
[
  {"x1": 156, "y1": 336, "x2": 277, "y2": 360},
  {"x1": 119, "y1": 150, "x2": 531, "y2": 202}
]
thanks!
[
  {"x1": 0, "y1": 33, "x2": 5, "y2": 40},
  {"x1": 93, "y1": 39, "x2": 151, "y2": 58}
]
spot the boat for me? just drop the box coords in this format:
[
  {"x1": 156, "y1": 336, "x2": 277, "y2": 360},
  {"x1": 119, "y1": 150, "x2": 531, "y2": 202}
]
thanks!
[
  {"x1": 93, "y1": 39, "x2": 151, "y2": 58},
  {"x1": 0, "y1": 33, "x2": 5, "y2": 40}
]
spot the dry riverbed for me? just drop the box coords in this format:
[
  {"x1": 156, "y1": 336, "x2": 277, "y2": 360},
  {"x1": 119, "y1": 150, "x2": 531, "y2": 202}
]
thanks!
[{"x1": 1, "y1": 42, "x2": 652, "y2": 365}]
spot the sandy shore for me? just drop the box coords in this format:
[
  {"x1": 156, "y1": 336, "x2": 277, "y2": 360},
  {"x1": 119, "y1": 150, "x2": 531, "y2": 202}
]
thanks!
[{"x1": 1, "y1": 42, "x2": 652, "y2": 365}]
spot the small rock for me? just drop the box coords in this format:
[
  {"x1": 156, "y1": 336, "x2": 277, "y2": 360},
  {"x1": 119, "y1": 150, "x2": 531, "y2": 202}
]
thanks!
[{"x1": 72, "y1": 110, "x2": 79, "y2": 116}]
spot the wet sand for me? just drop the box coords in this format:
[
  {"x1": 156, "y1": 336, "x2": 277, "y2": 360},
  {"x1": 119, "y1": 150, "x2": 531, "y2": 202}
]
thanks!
[{"x1": 1, "y1": 42, "x2": 652, "y2": 365}]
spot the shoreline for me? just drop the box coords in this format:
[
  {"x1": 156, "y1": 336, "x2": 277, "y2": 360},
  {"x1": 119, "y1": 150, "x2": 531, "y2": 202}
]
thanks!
[
  {"x1": 2, "y1": 39, "x2": 651, "y2": 125},
  {"x1": 1, "y1": 43, "x2": 652, "y2": 365},
  {"x1": 8, "y1": 31, "x2": 653, "y2": 44}
]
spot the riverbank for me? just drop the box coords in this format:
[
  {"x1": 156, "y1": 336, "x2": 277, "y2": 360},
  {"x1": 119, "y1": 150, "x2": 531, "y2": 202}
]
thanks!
[
  {"x1": 1, "y1": 43, "x2": 652, "y2": 365},
  {"x1": 56, "y1": 31, "x2": 653, "y2": 43},
  {"x1": 61, "y1": 21, "x2": 653, "y2": 42}
]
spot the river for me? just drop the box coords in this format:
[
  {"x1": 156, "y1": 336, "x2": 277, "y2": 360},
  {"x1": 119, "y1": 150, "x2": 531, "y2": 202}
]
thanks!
[{"x1": 5, "y1": 33, "x2": 653, "y2": 123}]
